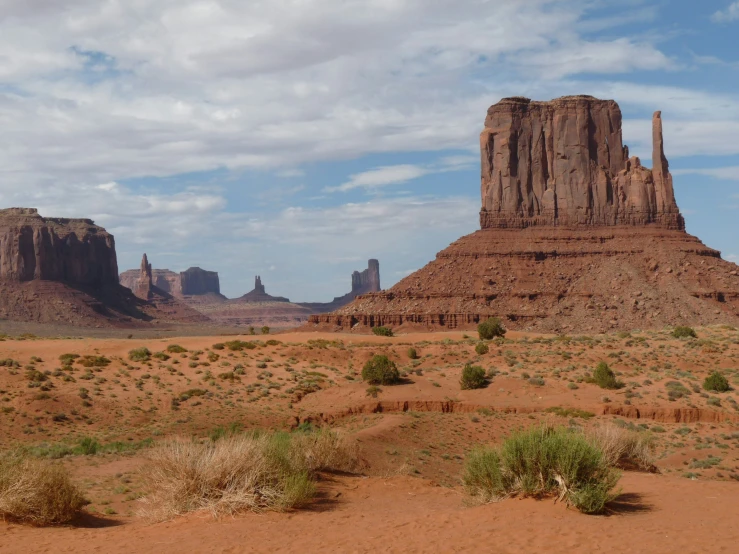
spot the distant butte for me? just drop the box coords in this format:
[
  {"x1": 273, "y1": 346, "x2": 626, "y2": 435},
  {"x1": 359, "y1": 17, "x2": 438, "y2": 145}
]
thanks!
[{"x1": 310, "y1": 96, "x2": 739, "y2": 333}]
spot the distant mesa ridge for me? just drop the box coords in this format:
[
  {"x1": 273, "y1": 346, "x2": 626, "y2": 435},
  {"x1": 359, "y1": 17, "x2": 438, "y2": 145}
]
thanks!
[
  {"x1": 234, "y1": 275, "x2": 290, "y2": 303},
  {"x1": 0, "y1": 209, "x2": 208, "y2": 326},
  {"x1": 309, "y1": 95, "x2": 739, "y2": 333},
  {"x1": 120, "y1": 264, "x2": 223, "y2": 298}
]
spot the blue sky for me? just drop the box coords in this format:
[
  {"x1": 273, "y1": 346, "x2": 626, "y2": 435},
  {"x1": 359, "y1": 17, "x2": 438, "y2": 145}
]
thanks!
[{"x1": 0, "y1": 0, "x2": 737, "y2": 300}]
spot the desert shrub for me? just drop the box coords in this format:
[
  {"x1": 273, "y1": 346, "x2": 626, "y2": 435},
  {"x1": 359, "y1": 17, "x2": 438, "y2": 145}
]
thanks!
[
  {"x1": 153, "y1": 352, "x2": 170, "y2": 361},
  {"x1": 261, "y1": 326, "x2": 270, "y2": 335},
  {"x1": 462, "y1": 426, "x2": 620, "y2": 514},
  {"x1": 129, "y1": 347, "x2": 151, "y2": 362},
  {"x1": 586, "y1": 424, "x2": 656, "y2": 471},
  {"x1": 592, "y1": 362, "x2": 620, "y2": 389},
  {"x1": 76, "y1": 355, "x2": 111, "y2": 368},
  {"x1": 477, "y1": 317, "x2": 506, "y2": 340},
  {"x1": 58, "y1": 353, "x2": 80, "y2": 365},
  {"x1": 212, "y1": 343, "x2": 225, "y2": 350},
  {"x1": 224, "y1": 340, "x2": 257, "y2": 351},
  {"x1": 665, "y1": 380, "x2": 691, "y2": 400},
  {"x1": 266, "y1": 339, "x2": 281, "y2": 346},
  {"x1": 544, "y1": 407, "x2": 594, "y2": 419},
  {"x1": 407, "y1": 347, "x2": 418, "y2": 360},
  {"x1": 138, "y1": 430, "x2": 355, "y2": 521},
  {"x1": 0, "y1": 452, "x2": 86, "y2": 524},
  {"x1": 703, "y1": 371, "x2": 730, "y2": 392},
  {"x1": 361, "y1": 355, "x2": 400, "y2": 385},
  {"x1": 371, "y1": 326, "x2": 393, "y2": 337},
  {"x1": 475, "y1": 342, "x2": 489, "y2": 355},
  {"x1": 460, "y1": 364, "x2": 486, "y2": 390},
  {"x1": 366, "y1": 385, "x2": 381, "y2": 398},
  {"x1": 167, "y1": 344, "x2": 187, "y2": 353},
  {"x1": 672, "y1": 326, "x2": 697, "y2": 339}
]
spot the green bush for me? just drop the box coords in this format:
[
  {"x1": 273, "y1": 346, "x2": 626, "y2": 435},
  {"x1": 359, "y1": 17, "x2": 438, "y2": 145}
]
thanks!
[
  {"x1": 261, "y1": 326, "x2": 270, "y2": 335},
  {"x1": 478, "y1": 318, "x2": 506, "y2": 340},
  {"x1": 463, "y1": 426, "x2": 620, "y2": 514},
  {"x1": 128, "y1": 347, "x2": 151, "y2": 362},
  {"x1": 372, "y1": 326, "x2": 393, "y2": 337},
  {"x1": 460, "y1": 364, "x2": 486, "y2": 390},
  {"x1": 361, "y1": 355, "x2": 400, "y2": 385},
  {"x1": 475, "y1": 342, "x2": 489, "y2": 355},
  {"x1": 592, "y1": 362, "x2": 620, "y2": 390},
  {"x1": 703, "y1": 371, "x2": 730, "y2": 393},
  {"x1": 407, "y1": 347, "x2": 418, "y2": 360},
  {"x1": 166, "y1": 344, "x2": 187, "y2": 353},
  {"x1": 672, "y1": 326, "x2": 697, "y2": 339}
]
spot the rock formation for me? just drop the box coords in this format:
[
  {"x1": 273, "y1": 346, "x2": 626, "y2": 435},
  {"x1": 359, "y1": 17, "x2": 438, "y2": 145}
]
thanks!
[
  {"x1": 299, "y1": 259, "x2": 382, "y2": 313},
  {"x1": 0, "y1": 209, "x2": 208, "y2": 326},
  {"x1": 235, "y1": 276, "x2": 290, "y2": 303},
  {"x1": 120, "y1": 266, "x2": 222, "y2": 298},
  {"x1": 479, "y1": 96, "x2": 683, "y2": 230},
  {"x1": 0, "y1": 208, "x2": 118, "y2": 285},
  {"x1": 310, "y1": 96, "x2": 739, "y2": 333},
  {"x1": 132, "y1": 253, "x2": 154, "y2": 300}
]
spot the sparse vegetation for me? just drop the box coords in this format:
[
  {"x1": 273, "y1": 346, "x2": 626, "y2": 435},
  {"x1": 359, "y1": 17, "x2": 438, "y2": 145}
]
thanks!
[
  {"x1": 477, "y1": 317, "x2": 506, "y2": 340},
  {"x1": 672, "y1": 326, "x2": 697, "y2": 339},
  {"x1": 361, "y1": 355, "x2": 400, "y2": 385},
  {"x1": 167, "y1": 344, "x2": 188, "y2": 353},
  {"x1": 586, "y1": 424, "x2": 656, "y2": 471},
  {"x1": 0, "y1": 452, "x2": 87, "y2": 524},
  {"x1": 463, "y1": 425, "x2": 620, "y2": 514},
  {"x1": 407, "y1": 347, "x2": 418, "y2": 359},
  {"x1": 371, "y1": 326, "x2": 393, "y2": 337},
  {"x1": 138, "y1": 430, "x2": 355, "y2": 520},
  {"x1": 703, "y1": 371, "x2": 730, "y2": 393},
  {"x1": 129, "y1": 347, "x2": 152, "y2": 362},
  {"x1": 460, "y1": 364, "x2": 486, "y2": 390},
  {"x1": 261, "y1": 326, "x2": 270, "y2": 335},
  {"x1": 475, "y1": 342, "x2": 489, "y2": 355},
  {"x1": 592, "y1": 362, "x2": 621, "y2": 390}
]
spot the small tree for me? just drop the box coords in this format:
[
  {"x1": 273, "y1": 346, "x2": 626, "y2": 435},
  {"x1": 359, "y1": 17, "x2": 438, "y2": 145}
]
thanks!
[
  {"x1": 593, "y1": 362, "x2": 620, "y2": 390},
  {"x1": 372, "y1": 326, "x2": 393, "y2": 337},
  {"x1": 261, "y1": 326, "x2": 270, "y2": 335},
  {"x1": 672, "y1": 326, "x2": 696, "y2": 339},
  {"x1": 407, "y1": 347, "x2": 418, "y2": 359},
  {"x1": 703, "y1": 371, "x2": 730, "y2": 392},
  {"x1": 460, "y1": 363, "x2": 487, "y2": 390},
  {"x1": 475, "y1": 342, "x2": 489, "y2": 355},
  {"x1": 248, "y1": 326, "x2": 256, "y2": 335},
  {"x1": 362, "y1": 355, "x2": 400, "y2": 385},
  {"x1": 478, "y1": 317, "x2": 506, "y2": 340}
]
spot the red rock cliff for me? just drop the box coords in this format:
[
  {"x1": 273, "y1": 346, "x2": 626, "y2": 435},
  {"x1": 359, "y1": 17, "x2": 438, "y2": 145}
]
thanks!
[
  {"x1": 0, "y1": 208, "x2": 119, "y2": 287},
  {"x1": 479, "y1": 96, "x2": 684, "y2": 230}
]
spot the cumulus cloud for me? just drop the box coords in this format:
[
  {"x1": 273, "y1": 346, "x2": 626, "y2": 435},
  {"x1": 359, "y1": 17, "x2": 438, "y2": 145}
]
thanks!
[{"x1": 712, "y1": 2, "x2": 739, "y2": 23}]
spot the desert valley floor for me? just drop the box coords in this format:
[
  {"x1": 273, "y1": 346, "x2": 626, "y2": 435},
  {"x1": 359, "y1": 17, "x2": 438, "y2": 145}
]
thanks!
[{"x1": 2, "y1": 327, "x2": 739, "y2": 552}]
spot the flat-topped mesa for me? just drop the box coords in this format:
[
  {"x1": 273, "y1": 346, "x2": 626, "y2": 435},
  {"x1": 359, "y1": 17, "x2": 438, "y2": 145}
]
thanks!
[
  {"x1": 479, "y1": 96, "x2": 684, "y2": 230},
  {"x1": 180, "y1": 267, "x2": 220, "y2": 296},
  {"x1": 0, "y1": 207, "x2": 118, "y2": 286}
]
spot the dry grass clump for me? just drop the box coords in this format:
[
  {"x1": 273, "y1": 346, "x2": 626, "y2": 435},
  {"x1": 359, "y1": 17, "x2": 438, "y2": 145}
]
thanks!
[
  {"x1": 0, "y1": 453, "x2": 86, "y2": 525},
  {"x1": 138, "y1": 429, "x2": 356, "y2": 521},
  {"x1": 586, "y1": 424, "x2": 656, "y2": 471}
]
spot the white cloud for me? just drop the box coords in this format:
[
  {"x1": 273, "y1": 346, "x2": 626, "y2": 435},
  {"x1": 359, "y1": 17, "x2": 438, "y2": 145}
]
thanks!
[
  {"x1": 672, "y1": 167, "x2": 739, "y2": 181},
  {"x1": 327, "y1": 165, "x2": 431, "y2": 192},
  {"x1": 712, "y1": 2, "x2": 739, "y2": 23}
]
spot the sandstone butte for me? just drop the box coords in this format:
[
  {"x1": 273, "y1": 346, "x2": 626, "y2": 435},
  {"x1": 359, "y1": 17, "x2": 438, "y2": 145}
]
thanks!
[
  {"x1": 0, "y1": 209, "x2": 206, "y2": 326},
  {"x1": 310, "y1": 95, "x2": 739, "y2": 334},
  {"x1": 119, "y1": 265, "x2": 223, "y2": 299}
]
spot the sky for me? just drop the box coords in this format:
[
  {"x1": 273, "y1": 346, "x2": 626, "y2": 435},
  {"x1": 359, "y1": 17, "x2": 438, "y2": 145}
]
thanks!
[{"x1": 0, "y1": 0, "x2": 738, "y2": 301}]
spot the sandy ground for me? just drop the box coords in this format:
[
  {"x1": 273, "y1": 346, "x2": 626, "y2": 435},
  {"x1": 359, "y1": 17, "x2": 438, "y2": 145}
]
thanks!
[
  {"x1": 2, "y1": 326, "x2": 739, "y2": 552},
  {"x1": 2, "y1": 472, "x2": 738, "y2": 553}
]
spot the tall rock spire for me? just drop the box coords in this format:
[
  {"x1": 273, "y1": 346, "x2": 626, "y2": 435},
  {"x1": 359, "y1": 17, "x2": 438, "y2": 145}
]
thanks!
[{"x1": 133, "y1": 253, "x2": 154, "y2": 299}]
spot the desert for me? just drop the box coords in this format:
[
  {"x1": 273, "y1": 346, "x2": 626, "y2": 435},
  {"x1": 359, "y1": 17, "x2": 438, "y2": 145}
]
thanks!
[{"x1": 2, "y1": 3, "x2": 739, "y2": 553}]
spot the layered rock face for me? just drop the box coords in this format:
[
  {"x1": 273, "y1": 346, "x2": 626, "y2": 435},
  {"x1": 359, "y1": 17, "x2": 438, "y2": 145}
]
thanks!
[
  {"x1": 479, "y1": 96, "x2": 683, "y2": 230},
  {"x1": 310, "y1": 96, "x2": 739, "y2": 333},
  {"x1": 0, "y1": 210, "x2": 208, "y2": 326},
  {"x1": 0, "y1": 208, "x2": 118, "y2": 286},
  {"x1": 352, "y1": 259, "x2": 381, "y2": 295},
  {"x1": 181, "y1": 267, "x2": 220, "y2": 296},
  {"x1": 120, "y1": 266, "x2": 221, "y2": 297}
]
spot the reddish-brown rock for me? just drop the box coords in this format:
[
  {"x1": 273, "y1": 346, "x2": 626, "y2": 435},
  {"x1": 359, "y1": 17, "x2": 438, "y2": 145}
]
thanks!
[
  {"x1": 0, "y1": 210, "x2": 208, "y2": 327},
  {"x1": 0, "y1": 208, "x2": 118, "y2": 286},
  {"x1": 120, "y1": 265, "x2": 222, "y2": 298},
  {"x1": 479, "y1": 96, "x2": 683, "y2": 229},
  {"x1": 310, "y1": 96, "x2": 739, "y2": 333}
]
